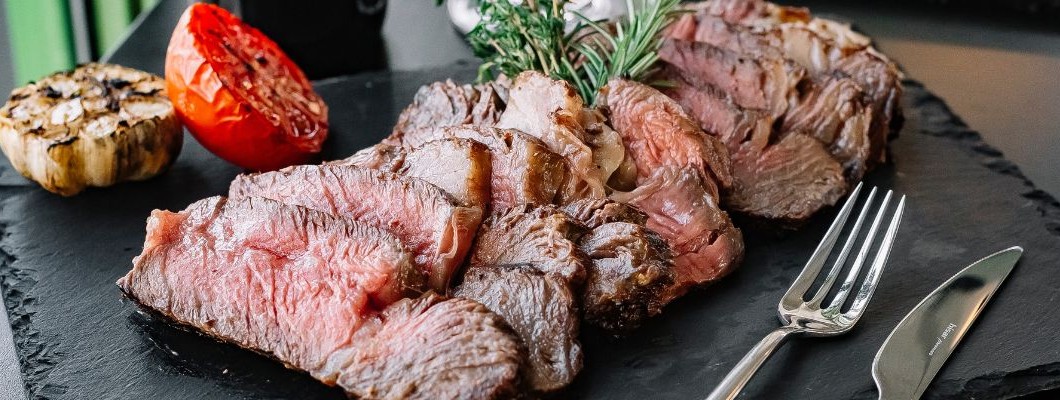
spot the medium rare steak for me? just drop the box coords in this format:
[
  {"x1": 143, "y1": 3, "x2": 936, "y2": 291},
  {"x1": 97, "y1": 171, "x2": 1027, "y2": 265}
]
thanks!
[
  {"x1": 387, "y1": 79, "x2": 505, "y2": 145},
  {"x1": 442, "y1": 126, "x2": 573, "y2": 209},
  {"x1": 470, "y1": 204, "x2": 588, "y2": 283},
  {"x1": 119, "y1": 196, "x2": 416, "y2": 319},
  {"x1": 612, "y1": 168, "x2": 744, "y2": 298},
  {"x1": 118, "y1": 198, "x2": 521, "y2": 399},
  {"x1": 337, "y1": 139, "x2": 492, "y2": 209},
  {"x1": 781, "y1": 74, "x2": 872, "y2": 179},
  {"x1": 728, "y1": 133, "x2": 846, "y2": 221},
  {"x1": 455, "y1": 264, "x2": 582, "y2": 393},
  {"x1": 602, "y1": 79, "x2": 732, "y2": 188},
  {"x1": 669, "y1": 6, "x2": 901, "y2": 168},
  {"x1": 603, "y1": 79, "x2": 743, "y2": 294},
  {"x1": 229, "y1": 165, "x2": 482, "y2": 291},
  {"x1": 659, "y1": 39, "x2": 802, "y2": 119},
  {"x1": 661, "y1": 69, "x2": 848, "y2": 222}
]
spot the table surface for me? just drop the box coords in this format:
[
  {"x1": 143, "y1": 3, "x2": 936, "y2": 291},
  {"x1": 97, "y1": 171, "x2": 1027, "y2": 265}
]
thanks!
[{"x1": 0, "y1": 1, "x2": 1057, "y2": 398}]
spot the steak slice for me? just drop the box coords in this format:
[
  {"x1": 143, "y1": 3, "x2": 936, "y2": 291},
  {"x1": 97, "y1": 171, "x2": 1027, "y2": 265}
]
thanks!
[
  {"x1": 118, "y1": 198, "x2": 520, "y2": 399},
  {"x1": 338, "y1": 139, "x2": 493, "y2": 209},
  {"x1": 455, "y1": 264, "x2": 581, "y2": 393},
  {"x1": 442, "y1": 126, "x2": 571, "y2": 209},
  {"x1": 670, "y1": 9, "x2": 900, "y2": 169},
  {"x1": 659, "y1": 64, "x2": 850, "y2": 223},
  {"x1": 659, "y1": 38, "x2": 803, "y2": 119},
  {"x1": 728, "y1": 133, "x2": 846, "y2": 222},
  {"x1": 603, "y1": 78, "x2": 732, "y2": 188},
  {"x1": 386, "y1": 79, "x2": 504, "y2": 145},
  {"x1": 612, "y1": 168, "x2": 744, "y2": 298},
  {"x1": 781, "y1": 74, "x2": 872, "y2": 179},
  {"x1": 118, "y1": 196, "x2": 415, "y2": 325},
  {"x1": 560, "y1": 198, "x2": 675, "y2": 330},
  {"x1": 229, "y1": 165, "x2": 482, "y2": 291},
  {"x1": 323, "y1": 294, "x2": 522, "y2": 400},
  {"x1": 579, "y1": 222, "x2": 676, "y2": 331},
  {"x1": 498, "y1": 71, "x2": 617, "y2": 199},
  {"x1": 604, "y1": 79, "x2": 743, "y2": 297},
  {"x1": 470, "y1": 204, "x2": 588, "y2": 283}
]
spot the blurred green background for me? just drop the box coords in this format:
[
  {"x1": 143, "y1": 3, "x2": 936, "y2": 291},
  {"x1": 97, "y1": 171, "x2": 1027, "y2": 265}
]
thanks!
[{"x1": 0, "y1": 0, "x2": 160, "y2": 96}]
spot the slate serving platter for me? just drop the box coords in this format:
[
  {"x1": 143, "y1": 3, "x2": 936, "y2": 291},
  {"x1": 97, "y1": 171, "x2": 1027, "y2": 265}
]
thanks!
[{"x1": 1, "y1": 64, "x2": 1059, "y2": 399}]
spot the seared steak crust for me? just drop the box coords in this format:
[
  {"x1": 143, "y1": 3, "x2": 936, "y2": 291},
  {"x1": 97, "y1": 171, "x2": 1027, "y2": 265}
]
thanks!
[
  {"x1": 604, "y1": 79, "x2": 744, "y2": 295},
  {"x1": 660, "y1": 0, "x2": 902, "y2": 224},
  {"x1": 455, "y1": 264, "x2": 581, "y2": 393},
  {"x1": 579, "y1": 222, "x2": 676, "y2": 331},
  {"x1": 470, "y1": 204, "x2": 588, "y2": 284}
]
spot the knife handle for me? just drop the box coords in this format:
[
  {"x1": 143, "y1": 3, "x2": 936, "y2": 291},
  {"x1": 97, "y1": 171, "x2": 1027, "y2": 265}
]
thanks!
[{"x1": 706, "y1": 326, "x2": 797, "y2": 400}]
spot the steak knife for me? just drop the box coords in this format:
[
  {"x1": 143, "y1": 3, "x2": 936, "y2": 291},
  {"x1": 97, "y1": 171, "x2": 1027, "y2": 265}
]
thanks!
[{"x1": 872, "y1": 246, "x2": 1023, "y2": 400}]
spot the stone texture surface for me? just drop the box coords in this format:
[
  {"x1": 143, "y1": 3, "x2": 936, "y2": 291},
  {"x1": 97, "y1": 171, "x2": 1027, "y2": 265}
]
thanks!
[{"x1": 0, "y1": 65, "x2": 1057, "y2": 399}]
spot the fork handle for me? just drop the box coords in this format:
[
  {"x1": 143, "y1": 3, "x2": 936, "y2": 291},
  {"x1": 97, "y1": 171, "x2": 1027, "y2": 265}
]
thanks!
[{"x1": 706, "y1": 326, "x2": 797, "y2": 400}]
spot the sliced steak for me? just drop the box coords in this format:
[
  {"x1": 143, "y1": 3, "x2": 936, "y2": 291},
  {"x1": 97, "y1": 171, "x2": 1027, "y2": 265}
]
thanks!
[
  {"x1": 612, "y1": 168, "x2": 744, "y2": 298},
  {"x1": 559, "y1": 198, "x2": 675, "y2": 330},
  {"x1": 728, "y1": 133, "x2": 846, "y2": 222},
  {"x1": 338, "y1": 139, "x2": 493, "y2": 209},
  {"x1": 229, "y1": 165, "x2": 482, "y2": 291},
  {"x1": 661, "y1": 69, "x2": 849, "y2": 222},
  {"x1": 603, "y1": 78, "x2": 732, "y2": 188},
  {"x1": 323, "y1": 294, "x2": 522, "y2": 400},
  {"x1": 118, "y1": 196, "x2": 415, "y2": 321},
  {"x1": 498, "y1": 71, "x2": 618, "y2": 199},
  {"x1": 834, "y1": 51, "x2": 902, "y2": 165},
  {"x1": 561, "y1": 198, "x2": 647, "y2": 228},
  {"x1": 659, "y1": 38, "x2": 803, "y2": 119},
  {"x1": 659, "y1": 66, "x2": 773, "y2": 150},
  {"x1": 579, "y1": 222, "x2": 675, "y2": 331},
  {"x1": 455, "y1": 264, "x2": 581, "y2": 393},
  {"x1": 470, "y1": 204, "x2": 588, "y2": 283},
  {"x1": 119, "y1": 198, "x2": 520, "y2": 399},
  {"x1": 442, "y1": 126, "x2": 572, "y2": 209},
  {"x1": 672, "y1": 8, "x2": 901, "y2": 168},
  {"x1": 781, "y1": 74, "x2": 872, "y2": 179},
  {"x1": 387, "y1": 79, "x2": 505, "y2": 145}
]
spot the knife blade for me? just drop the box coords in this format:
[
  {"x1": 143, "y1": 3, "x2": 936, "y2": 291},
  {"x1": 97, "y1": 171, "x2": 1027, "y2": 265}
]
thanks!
[{"x1": 872, "y1": 246, "x2": 1023, "y2": 400}]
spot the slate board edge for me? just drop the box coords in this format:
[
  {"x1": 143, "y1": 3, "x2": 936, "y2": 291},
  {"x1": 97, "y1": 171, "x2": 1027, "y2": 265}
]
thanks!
[{"x1": 0, "y1": 69, "x2": 1058, "y2": 398}]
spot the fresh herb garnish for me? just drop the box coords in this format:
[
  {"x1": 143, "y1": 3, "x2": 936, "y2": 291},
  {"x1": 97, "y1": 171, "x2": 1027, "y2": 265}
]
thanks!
[{"x1": 467, "y1": 0, "x2": 680, "y2": 103}]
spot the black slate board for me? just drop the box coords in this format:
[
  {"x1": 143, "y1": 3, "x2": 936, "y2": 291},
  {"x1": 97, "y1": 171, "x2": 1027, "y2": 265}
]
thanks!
[{"x1": 1, "y1": 64, "x2": 1059, "y2": 399}]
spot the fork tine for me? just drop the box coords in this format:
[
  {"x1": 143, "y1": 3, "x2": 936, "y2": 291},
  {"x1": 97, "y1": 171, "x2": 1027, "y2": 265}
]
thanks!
[
  {"x1": 808, "y1": 187, "x2": 878, "y2": 307},
  {"x1": 781, "y1": 183, "x2": 864, "y2": 305},
  {"x1": 825, "y1": 190, "x2": 894, "y2": 312},
  {"x1": 845, "y1": 195, "x2": 906, "y2": 319}
]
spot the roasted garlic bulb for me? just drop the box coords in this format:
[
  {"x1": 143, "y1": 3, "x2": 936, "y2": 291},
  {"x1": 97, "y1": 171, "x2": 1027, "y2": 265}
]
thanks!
[{"x1": 0, "y1": 63, "x2": 182, "y2": 196}]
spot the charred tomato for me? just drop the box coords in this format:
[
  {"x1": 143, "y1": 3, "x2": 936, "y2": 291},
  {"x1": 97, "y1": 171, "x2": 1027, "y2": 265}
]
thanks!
[{"x1": 165, "y1": 3, "x2": 328, "y2": 171}]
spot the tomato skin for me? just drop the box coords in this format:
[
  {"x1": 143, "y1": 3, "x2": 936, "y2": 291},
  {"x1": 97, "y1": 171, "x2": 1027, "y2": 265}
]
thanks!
[{"x1": 165, "y1": 3, "x2": 327, "y2": 171}]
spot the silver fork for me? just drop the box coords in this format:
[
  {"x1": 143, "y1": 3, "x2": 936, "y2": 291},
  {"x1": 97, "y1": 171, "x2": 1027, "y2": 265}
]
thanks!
[{"x1": 706, "y1": 183, "x2": 906, "y2": 400}]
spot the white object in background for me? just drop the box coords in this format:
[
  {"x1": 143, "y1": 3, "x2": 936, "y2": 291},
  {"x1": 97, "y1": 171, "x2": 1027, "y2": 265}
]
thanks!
[{"x1": 447, "y1": 0, "x2": 628, "y2": 35}]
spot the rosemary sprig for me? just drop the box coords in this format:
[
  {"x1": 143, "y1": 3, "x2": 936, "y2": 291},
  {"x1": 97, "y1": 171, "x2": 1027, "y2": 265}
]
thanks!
[{"x1": 467, "y1": 0, "x2": 680, "y2": 103}]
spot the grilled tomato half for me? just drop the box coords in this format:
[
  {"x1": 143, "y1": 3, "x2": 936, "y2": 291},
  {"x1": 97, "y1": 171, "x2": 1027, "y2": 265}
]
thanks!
[{"x1": 165, "y1": 3, "x2": 328, "y2": 171}]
